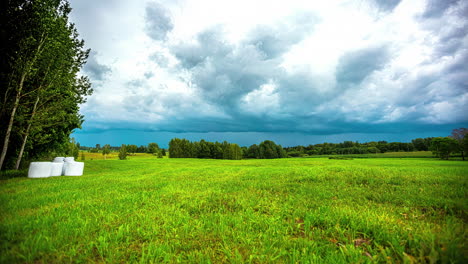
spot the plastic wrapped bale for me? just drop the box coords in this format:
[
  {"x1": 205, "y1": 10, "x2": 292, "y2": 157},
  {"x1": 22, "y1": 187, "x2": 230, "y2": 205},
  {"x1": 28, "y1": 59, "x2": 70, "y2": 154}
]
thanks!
[
  {"x1": 64, "y1": 157, "x2": 75, "y2": 162},
  {"x1": 64, "y1": 162, "x2": 84, "y2": 176},
  {"x1": 28, "y1": 162, "x2": 52, "y2": 178},
  {"x1": 53, "y1": 157, "x2": 65, "y2": 162},
  {"x1": 50, "y1": 162, "x2": 64, "y2": 176}
]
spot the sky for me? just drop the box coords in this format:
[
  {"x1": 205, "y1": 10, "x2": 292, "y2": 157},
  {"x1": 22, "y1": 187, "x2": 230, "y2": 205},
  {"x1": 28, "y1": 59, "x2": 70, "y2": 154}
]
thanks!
[{"x1": 69, "y1": 0, "x2": 468, "y2": 148}]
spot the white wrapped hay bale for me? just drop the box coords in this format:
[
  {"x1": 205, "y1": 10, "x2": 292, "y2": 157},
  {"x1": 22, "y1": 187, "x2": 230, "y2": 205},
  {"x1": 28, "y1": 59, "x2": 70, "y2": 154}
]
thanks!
[
  {"x1": 50, "y1": 162, "x2": 64, "y2": 176},
  {"x1": 64, "y1": 162, "x2": 84, "y2": 176},
  {"x1": 53, "y1": 157, "x2": 65, "y2": 162},
  {"x1": 64, "y1": 157, "x2": 75, "y2": 162},
  {"x1": 28, "y1": 162, "x2": 52, "y2": 178}
]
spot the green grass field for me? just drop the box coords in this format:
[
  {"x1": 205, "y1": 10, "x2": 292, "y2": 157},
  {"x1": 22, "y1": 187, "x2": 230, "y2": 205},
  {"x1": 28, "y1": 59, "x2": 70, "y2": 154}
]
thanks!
[{"x1": 1, "y1": 157, "x2": 467, "y2": 263}]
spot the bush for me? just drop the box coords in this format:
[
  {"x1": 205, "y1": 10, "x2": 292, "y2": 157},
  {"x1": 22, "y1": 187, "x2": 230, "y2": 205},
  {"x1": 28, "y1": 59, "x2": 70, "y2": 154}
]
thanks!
[
  {"x1": 118, "y1": 144, "x2": 128, "y2": 160},
  {"x1": 430, "y1": 137, "x2": 459, "y2": 160},
  {"x1": 102, "y1": 144, "x2": 111, "y2": 159}
]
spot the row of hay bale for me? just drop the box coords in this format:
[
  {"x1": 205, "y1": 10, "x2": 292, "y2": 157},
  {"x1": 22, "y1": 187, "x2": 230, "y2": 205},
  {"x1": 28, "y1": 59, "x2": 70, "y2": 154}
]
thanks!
[{"x1": 28, "y1": 157, "x2": 84, "y2": 178}]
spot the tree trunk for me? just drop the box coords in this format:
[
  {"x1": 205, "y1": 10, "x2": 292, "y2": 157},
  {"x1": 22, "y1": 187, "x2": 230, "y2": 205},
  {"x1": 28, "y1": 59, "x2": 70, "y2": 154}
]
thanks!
[
  {"x1": 0, "y1": 73, "x2": 26, "y2": 170},
  {"x1": 14, "y1": 95, "x2": 40, "y2": 170},
  {"x1": 0, "y1": 35, "x2": 45, "y2": 170}
]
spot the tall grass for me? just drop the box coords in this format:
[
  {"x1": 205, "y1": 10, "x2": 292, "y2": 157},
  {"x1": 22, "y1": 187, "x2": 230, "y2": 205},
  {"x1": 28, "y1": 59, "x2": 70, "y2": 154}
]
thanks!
[{"x1": 0, "y1": 157, "x2": 466, "y2": 263}]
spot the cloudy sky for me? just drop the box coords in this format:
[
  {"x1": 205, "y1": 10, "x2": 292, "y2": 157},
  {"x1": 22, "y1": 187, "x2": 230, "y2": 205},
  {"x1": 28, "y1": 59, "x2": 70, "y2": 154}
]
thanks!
[{"x1": 70, "y1": 0, "x2": 468, "y2": 147}]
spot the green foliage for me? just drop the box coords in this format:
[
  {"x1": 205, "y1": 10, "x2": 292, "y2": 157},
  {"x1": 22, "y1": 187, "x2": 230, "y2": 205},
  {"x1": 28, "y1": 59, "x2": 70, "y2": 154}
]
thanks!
[
  {"x1": 168, "y1": 138, "x2": 195, "y2": 158},
  {"x1": 169, "y1": 138, "x2": 243, "y2": 160},
  {"x1": 287, "y1": 150, "x2": 304, "y2": 157},
  {"x1": 80, "y1": 152, "x2": 85, "y2": 161},
  {"x1": 102, "y1": 144, "x2": 111, "y2": 159},
  {"x1": 285, "y1": 139, "x2": 429, "y2": 156},
  {"x1": 430, "y1": 137, "x2": 459, "y2": 160},
  {"x1": 450, "y1": 128, "x2": 468, "y2": 160},
  {"x1": 126, "y1": 144, "x2": 137, "y2": 155},
  {"x1": 147, "y1": 143, "x2": 160, "y2": 155},
  {"x1": 412, "y1": 138, "x2": 433, "y2": 151},
  {"x1": 221, "y1": 141, "x2": 242, "y2": 160},
  {"x1": 118, "y1": 144, "x2": 127, "y2": 160},
  {"x1": 136, "y1": 145, "x2": 147, "y2": 153},
  {"x1": 0, "y1": 158, "x2": 466, "y2": 262},
  {"x1": 89, "y1": 148, "x2": 99, "y2": 153},
  {"x1": 246, "y1": 144, "x2": 259, "y2": 158},
  {"x1": 367, "y1": 146, "x2": 380, "y2": 154},
  {"x1": 0, "y1": 0, "x2": 92, "y2": 170},
  {"x1": 258, "y1": 140, "x2": 287, "y2": 159},
  {"x1": 66, "y1": 138, "x2": 79, "y2": 159}
]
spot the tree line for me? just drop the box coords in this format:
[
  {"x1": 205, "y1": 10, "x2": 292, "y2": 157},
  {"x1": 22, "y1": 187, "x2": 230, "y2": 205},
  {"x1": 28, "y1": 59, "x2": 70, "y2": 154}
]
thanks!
[
  {"x1": 285, "y1": 140, "x2": 426, "y2": 157},
  {"x1": 168, "y1": 139, "x2": 243, "y2": 160},
  {"x1": 81, "y1": 143, "x2": 166, "y2": 156},
  {"x1": 77, "y1": 128, "x2": 468, "y2": 161},
  {"x1": 0, "y1": 0, "x2": 92, "y2": 170},
  {"x1": 167, "y1": 138, "x2": 287, "y2": 160},
  {"x1": 284, "y1": 128, "x2": 467, "y2": 160}
]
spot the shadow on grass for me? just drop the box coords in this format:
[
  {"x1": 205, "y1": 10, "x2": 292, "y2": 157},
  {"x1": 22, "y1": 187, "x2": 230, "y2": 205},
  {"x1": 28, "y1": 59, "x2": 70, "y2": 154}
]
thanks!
[{"x1": 0, "y1": 169, "x2": 27, "y2": 180}]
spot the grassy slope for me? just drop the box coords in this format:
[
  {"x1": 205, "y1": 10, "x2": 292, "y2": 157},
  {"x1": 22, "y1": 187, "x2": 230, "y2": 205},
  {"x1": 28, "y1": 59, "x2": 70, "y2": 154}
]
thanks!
[{"x1": 0, "y1": 157, "x2": 467, "y2": 263}]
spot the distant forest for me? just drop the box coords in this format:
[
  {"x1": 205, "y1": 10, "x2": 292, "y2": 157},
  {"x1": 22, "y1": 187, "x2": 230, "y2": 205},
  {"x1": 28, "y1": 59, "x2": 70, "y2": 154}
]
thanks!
[
  {"x1": 284, "y1": 138, "x2": 433, "y2": 157},
  {"x1": 79, "y1": 130, "x2": 467, "y2": 161}
]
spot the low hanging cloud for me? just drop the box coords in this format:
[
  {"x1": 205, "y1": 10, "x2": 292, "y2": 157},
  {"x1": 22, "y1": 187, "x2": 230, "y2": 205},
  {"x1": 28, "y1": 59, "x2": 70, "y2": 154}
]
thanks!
[
  {"x1": 372, "y1": 0, "x2": 402, "y2": 12},
  {"x1": 335, "y1": 45, "x2": 390, "y2": 85},
  {"x1": 83, "y1": 51, "x2": 111, "y2": 81},
  {"x1": 145, "y1": 2, "x2": 173, "y2": 41},
  {"x1": 421, "y1": 0, "x2": 461, "y2": 18},
  {"x1": 71, "y1": 0, "x2": 468, "y2": 135}
]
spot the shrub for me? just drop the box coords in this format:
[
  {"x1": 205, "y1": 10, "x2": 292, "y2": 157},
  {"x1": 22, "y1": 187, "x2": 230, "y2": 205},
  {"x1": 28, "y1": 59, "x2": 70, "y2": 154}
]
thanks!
[
  {"x1": 118, "y1": 144, "x2": 128, "y2": 160},
  {"x1": 430, "y1": 137, "x2": 459, "y2": 160}
]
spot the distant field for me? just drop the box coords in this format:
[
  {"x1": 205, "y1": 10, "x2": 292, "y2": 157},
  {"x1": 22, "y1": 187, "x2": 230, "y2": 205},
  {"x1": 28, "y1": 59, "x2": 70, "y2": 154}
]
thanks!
[
  {"x1": 317, "y1": 151, "x2": 436, "y2": 159},
  {"x1": 1, "y1": 157, "x2": 467, "y2": 263},
  {"x1": 79, "y1": 152, "x2": 159, "y2": 160}
]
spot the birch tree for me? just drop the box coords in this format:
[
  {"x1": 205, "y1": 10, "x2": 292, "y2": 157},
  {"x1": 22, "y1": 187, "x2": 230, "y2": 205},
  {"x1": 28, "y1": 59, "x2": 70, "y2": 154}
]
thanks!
[{"x1": 0, "y1": 0, "x2": 92, "y2": 170}]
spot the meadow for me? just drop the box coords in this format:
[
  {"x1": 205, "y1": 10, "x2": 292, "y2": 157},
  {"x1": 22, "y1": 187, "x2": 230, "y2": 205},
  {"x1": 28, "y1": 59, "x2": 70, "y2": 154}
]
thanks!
[{"x1": 0, "y1": 156, "x2": 467, "y2": 263}]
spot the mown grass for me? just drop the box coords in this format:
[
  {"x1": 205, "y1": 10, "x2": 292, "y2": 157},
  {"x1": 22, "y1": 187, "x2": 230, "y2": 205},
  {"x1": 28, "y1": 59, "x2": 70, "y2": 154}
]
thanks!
[{"x1": 0, "y1": 157, "x2": 467, "y2": 263}]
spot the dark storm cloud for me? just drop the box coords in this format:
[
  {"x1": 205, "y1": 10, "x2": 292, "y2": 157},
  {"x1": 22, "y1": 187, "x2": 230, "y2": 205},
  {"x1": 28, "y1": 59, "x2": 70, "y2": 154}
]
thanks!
[
  {"x1": 72, "y1": 0, "x2": 468, "y2": 140},
  {"x1": 172, "y1": 26, "x2": 234, "y2": 69},
  {"x1": 424, "y1": 1, "x2": 468, "y2": 58},
  {"x1": 171, "y1": 16, "x2": 317, "y2": 114},
  {"x1": 145, "y1": 2, "x2": 173, "y2": 41},
  {"x1": 273, "y1": 70, "x2": 329, "y2": 114},
  {"x1": 336, "y1": 45, "x2": 390, "y2": 85},
  {"x1": 372, "y1": 0, "x2": 402, "y2": 12},
  {"x1": 246, "y1": 13, "x2": 317, "y2": 59},
  {"x1": 83, "y1": 51, "x2": 111, "y2": 81},
  {"x1": 164, "y1": 9, "x2": 467, "y2": 134},
  {"x1": 422, "y1": 0, "x2": 461, "y2": 18},
  {"x1": 405, "y1": 0, "x2": 468, "y2": 116},
  {"x1": 171, "y1": 27, "x2": 274, "y2": 111},
  {"x1": 138, "y1": 1, "x2": 467, "y2": 135}
]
